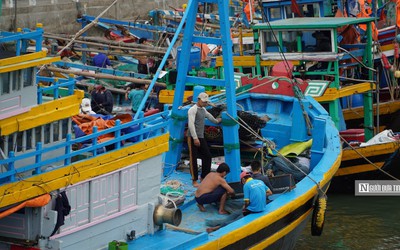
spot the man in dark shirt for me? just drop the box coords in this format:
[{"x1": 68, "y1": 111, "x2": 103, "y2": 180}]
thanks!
[
  {"x1": 90, "y1": 85, "x2": 114, "y2": 115},
  {"x1": 250, "y1": 160, "x2": 272, "y2": 190}
]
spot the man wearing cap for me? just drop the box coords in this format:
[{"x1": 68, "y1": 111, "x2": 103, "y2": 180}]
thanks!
[
  {"x1": 241, "y1": 171, "x2": 272, "y2": 216},
  {"x1": 80, "y1": 98, "x2": 96, "y2": 115},
  {"x1": 187, "y1": 92, "x2": 222, "y2": 187}
]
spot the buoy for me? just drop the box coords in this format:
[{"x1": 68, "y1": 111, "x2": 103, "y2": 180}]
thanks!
[
  {"x1": 381, "y1": 54, "x2": 391, "y2": 70},
  {"x1": 311, "y1": 195, "x2": 327, "y2": 236},
  {"x1": 395, "y1": 71, "x2": 400, "y2": 78}
]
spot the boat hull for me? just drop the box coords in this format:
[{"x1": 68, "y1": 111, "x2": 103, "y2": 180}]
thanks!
[
  {"x1": 342, "y1": 101, "x2": 400, "y2": 132},
  {"x1": 330, "y1": 142, "x2": 400, "y2": 193}
]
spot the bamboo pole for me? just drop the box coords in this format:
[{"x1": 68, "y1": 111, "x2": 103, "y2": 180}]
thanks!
[
  {"x1": 45, "y1": 33, "x2": 167, "y2": 54},
  {"x1": 45, "y1": 66, "x2": 166, "y2": 88},
  {"x1": 57, "y1": 0, "x2": 120, "y2": 56}
]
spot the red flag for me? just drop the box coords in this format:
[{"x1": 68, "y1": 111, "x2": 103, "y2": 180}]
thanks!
[{"x1": 291, "y1": 0, "x2": 303, "y2": 17}]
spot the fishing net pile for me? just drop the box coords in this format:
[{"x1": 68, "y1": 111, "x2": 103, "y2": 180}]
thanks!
[{"x1": 205, "y1": 106, "x2": 267, "y2": 141}]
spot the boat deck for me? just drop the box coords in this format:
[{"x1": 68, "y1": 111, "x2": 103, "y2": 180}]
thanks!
[
  {"x1": 129, "y1": 168, "x2": 243, "y2": 249},
  {"x1": 129, "y1": 166, "x2": 284, "y2": 249}
]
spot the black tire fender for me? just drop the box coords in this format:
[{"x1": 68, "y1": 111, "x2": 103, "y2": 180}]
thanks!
[{"x1": 311, "y1": 195, "x2": 327, "y2": 236}]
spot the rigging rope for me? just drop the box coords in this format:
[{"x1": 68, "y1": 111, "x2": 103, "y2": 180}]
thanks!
[
  {"x1": 225, "y1": 111, "x2": 326, "y2": 195},
  {"x1": 340, "y1": 135, "x2": 400, "y2": 181}
]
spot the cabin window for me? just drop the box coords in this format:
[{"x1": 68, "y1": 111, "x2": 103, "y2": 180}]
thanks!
[
  {"x1": 262, "y1": 30, "x2": 298, "y2": 53},
  {"x1": 1, "y1": 73, "x2": 10, "y2": 94},
  {"x1": 62, "y1": 118, "x2": 71, "y2": 140},
  {"x1": 285, "y1": 6, "x2": 294, "y2": 18},
  {"x1": 25, "y1": 129, "x2": 33, "y2": 151},
  {"x1": 300, "y1": 4, "x2": 320, "y2": 17},
  {"x1": 23, "y1": 68, "x2": 34, "y2": 87},
  {"x1": 284, "y1": 3, "x2": 321, "y2": 18},
  {"x1": 269, "y1": 7, "x2": 282, "y2": 20},
  {"x1": 302, "y1": 30, "x2": 332, "y2": 52},
  {"x1": 44, "y1": 124, "x2": 51, "y2": 144},
  {"x1": 52, "y1": 120, "x2": 67, "y2": 142},
  {"x1": 11, "y1": 71, "x2": 21, "y2": 91},
  {"x1": 34, "y1": 127, "x2": 42, "y2": 146},
  {"x1": 15, "y1": 132, "x2": 23, "y2": 152},
  {"x1": 262, "y1": 30, "x2": 332, "y2": 53}
]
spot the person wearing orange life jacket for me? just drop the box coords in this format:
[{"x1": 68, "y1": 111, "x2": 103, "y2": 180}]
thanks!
[
  {"x1": 244, "y1": 0, "x2": 256, "y2": 22},
  {"x1": 355, "y1": 0, "x2": 379, "y2": 40}
]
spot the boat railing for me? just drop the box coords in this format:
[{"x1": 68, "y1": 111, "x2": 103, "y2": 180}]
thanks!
[
  {"x1": 0, "y1": 110, "x2": 169, "y2": 184},
  {"x1": 0, "y1": 24, "x2": 44, "y2": 56},
  {"x1": 36, "y1": 76, "x2": 76, "y2": 103}
]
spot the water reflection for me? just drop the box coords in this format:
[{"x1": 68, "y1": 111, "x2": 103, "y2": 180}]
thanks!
[{"x1": 296, "y1": 194, "x2": 400, "y2": 249}]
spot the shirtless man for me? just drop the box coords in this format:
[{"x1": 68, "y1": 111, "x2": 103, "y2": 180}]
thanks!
[{"x1": 195, "y1": 163, "x2": 235, "y2": 214}]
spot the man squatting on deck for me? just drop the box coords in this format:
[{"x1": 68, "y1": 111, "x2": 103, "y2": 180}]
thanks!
[
  {"x1": 187, "y1": 92, "x2": 221, "y2": 187},
  {"x1": 205, "y1": 170, "x2": 273, "y2": 233},
  {"x1": 195, "y1": 163, "x2": 235, "y2": 214}
]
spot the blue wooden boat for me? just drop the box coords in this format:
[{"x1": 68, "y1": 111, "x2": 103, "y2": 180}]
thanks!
[
  {"x1": 0, "y1": 24, "x2": 169, "y2": 249},
  {"x1": 131, "y1": 0, "x2": 341, "y2": 248},
  {"x1": 223, "y1": 16, "x2": 400, "y2": 192},
  {"x1": 0, "y1": 2, "x2": 341, "y2": 250}
]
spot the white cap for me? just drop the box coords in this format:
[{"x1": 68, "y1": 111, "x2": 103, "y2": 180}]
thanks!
[
  {"x1": 81, "y1": 98, "x2": 92, "y2": 113},
  {"x1": 198, "y1": 92, "x2": 209, "y2": 103}
]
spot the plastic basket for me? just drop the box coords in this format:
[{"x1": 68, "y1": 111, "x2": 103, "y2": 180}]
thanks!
[{"x1": 108, "y1": 241, "x2": 128, "y2": 250}]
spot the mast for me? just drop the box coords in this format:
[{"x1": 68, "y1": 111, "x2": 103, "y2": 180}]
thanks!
[{"x1": 164, "y1": 0, "x2": 241, "y2": 183}]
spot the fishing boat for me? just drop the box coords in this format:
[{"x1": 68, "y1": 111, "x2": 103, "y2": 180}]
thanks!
[
  {"x1": 0, "y1": 25, "x2": 170, "y2": 249},
  {"x1": 258, "y1": 0, "x2": 400, "y2": 132},
  {"x1": 131, "y1": 0, "x2": 342, "y2": 248},
  {"x1": 0, "y1": 1, "x2": 341, "y2": 250},
  {"x1": 227, "y1": 16, "x2": 400, "y2": 193}
]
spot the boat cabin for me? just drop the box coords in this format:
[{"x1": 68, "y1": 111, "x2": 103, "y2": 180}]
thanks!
[
  {"x1": 260, "y1": 0, "x2": 335, "y2": 21},
  {"x1": 251, "y1": 17, "x2": 376, "y2": 139}
]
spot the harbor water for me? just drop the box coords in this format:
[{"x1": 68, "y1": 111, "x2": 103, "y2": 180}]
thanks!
[{"x1": 296, "y1": 194, "x2": 400, "y2": 249}]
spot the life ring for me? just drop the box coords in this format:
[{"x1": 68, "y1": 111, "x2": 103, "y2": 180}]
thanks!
[{"x1": 311, "y1": 195, "x2": 327, "y2": 236}]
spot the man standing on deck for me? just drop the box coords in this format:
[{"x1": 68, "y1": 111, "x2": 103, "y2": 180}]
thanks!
[{"x1": 187, "y1": 92, "x2": 221, "y2": 187}]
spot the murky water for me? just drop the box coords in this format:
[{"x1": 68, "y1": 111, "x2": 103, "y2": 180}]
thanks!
[{"x1": 296, "y1": 194, "x2": 400, "y2": 250}]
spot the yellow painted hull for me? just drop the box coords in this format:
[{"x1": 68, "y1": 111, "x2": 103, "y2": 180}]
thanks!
[{"x1": 0, "y1": 133, "x2": 169, "y2": 208}]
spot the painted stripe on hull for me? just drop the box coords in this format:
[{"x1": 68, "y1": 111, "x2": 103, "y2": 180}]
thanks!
[
  {"x1": 0, "y1": 51, "x2": 47, "y2": 67},
  {"x1": 236, "y1": 200, "x2": 313, "y2": 250},
  {"x1": 336, "y1": 142, "x2": 399, "y2": 176},
  {"x1": 340, "y1": 152, "x2": 390, "y2": 168},
  {"x1": 255, "y1": 209, "x2": 312, "y2": 250},
  {"x1": 0, "y1": 56, "x2": 61, "y2": 73},
  {"x1": 336, "y1": 162, "x2": 385, "y2": 176},
  {"x1": 342, "y1": 101, "x2": 400, "y2": 121},
  {"x1": 0, "y1": 133, "x2": 169, "y2": 208},
  {"x1": 194, "y1": 156, "x2": 341, "y2": 249},
  {"x1": 0, "y1": 90, "x2": 84, "y2": 136}
]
